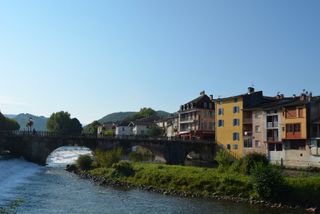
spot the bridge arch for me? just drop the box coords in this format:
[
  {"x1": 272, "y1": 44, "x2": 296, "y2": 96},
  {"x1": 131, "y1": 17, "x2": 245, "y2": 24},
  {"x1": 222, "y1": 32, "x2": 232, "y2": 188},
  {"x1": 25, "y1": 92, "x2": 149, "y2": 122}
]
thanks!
[{"x1": 46, "y1": 146, "x2": 93, "y2": 167}]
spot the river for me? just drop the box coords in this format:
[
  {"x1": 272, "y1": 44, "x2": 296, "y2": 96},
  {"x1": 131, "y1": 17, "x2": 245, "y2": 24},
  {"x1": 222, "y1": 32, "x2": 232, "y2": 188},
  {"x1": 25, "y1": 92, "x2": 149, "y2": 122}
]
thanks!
[{"x1": 0, "y1": 148, "x2": 304, "y2": 214}]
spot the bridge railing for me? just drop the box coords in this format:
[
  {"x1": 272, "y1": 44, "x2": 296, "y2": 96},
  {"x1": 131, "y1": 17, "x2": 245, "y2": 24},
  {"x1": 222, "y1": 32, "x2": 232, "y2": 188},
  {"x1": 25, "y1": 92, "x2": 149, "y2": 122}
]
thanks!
[{"x1": 0, "y1": 131, "x2": 215, "y2": 144}]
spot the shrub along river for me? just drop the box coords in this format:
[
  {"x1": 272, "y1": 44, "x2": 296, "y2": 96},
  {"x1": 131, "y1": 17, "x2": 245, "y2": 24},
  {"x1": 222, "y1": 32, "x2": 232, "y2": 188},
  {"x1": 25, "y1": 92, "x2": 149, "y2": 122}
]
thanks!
[{"x1": 0, "y1": 147, "x2": 305, "y2": 214}]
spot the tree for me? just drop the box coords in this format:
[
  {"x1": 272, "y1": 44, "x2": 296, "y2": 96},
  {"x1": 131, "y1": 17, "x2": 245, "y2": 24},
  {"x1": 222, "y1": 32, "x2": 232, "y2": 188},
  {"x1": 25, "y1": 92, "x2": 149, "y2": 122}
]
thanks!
[
  {"x1": 0, "y1": 112, "x2": 20, "y2": 131},
  {"x1": 123, "y1": 108, "x2": 157, "y2": 123},
  {"x1": 149, "y1": 125, "x2": 163, "y2": 137},
  {"x1": 26, "y1": 117, "x2": 34, "y2": 132},
  {"x1": 47, "y1": 111, "x2": 82, "y2": 135},
  {"x1": 83, "y1": 120, "x2": 101, "y2": 135}
]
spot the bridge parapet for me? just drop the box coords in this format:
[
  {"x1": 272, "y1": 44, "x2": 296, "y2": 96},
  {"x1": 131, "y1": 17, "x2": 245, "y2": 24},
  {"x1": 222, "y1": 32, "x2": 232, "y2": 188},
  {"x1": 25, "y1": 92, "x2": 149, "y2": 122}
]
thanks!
[{"x1": 0, "y1": 131, "x2": 216, "y2": 166}]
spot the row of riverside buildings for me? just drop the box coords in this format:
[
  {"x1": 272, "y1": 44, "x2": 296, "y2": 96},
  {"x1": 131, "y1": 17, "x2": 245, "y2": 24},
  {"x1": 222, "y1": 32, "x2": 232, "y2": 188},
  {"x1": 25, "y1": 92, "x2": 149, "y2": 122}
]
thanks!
[
  {"x1": 101, "y1": 87, "x2": 320, "y2": 168},
  {"x1": 176, "y1": 87, "x2": 320, "y2": 168}
]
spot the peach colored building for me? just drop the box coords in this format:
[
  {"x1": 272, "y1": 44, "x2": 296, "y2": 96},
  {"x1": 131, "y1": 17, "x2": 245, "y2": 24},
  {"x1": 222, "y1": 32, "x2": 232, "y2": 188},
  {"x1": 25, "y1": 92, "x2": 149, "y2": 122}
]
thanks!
[{"x1": 178, "y1": 91, "x2": 215, "y2": 140}]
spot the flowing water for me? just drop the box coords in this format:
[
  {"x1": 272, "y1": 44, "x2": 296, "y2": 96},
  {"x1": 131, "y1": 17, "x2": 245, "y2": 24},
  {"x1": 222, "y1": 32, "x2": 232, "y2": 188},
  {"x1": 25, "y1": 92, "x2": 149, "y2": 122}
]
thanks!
[{"x1": 0, "y1": 148, "x2": 305, "y2": 214}]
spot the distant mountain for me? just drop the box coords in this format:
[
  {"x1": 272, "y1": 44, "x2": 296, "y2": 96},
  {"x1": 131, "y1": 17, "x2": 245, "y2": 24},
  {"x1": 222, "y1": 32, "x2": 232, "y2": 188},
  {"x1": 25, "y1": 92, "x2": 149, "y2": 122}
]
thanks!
[
  {"x1": 8, "y1": 113, "x2": 49, "y2": 131},
  {"x1": 4, "y1": 114, "x2": 17, "y2": 119},
  {"x1": 98, "y1": 112, "x2": 137, "y2": 124},
  {"x1": 97, "y1": 110, "x2": 172, "y2": 124}
]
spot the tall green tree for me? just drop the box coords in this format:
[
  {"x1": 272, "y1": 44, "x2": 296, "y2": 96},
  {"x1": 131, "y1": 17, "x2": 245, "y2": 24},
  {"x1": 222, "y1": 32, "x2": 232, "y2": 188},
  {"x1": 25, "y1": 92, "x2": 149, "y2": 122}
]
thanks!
[
  {"x1": 123, "y1": 108, "x2": 157, "y2": 122},
  {"x1": 0, "y1": 112, "x2": 20, "y2": 131},
  {"x1": 47, "y1": 111, "x2": 82, "y2": 135},
  {"x1": 83, "y1": 120, "x2": 101, "y2": 135}
]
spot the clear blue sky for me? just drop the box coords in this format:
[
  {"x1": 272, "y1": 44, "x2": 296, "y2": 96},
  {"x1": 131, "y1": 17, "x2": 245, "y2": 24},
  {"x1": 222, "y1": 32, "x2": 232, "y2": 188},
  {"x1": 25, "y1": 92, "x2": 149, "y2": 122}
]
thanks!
[{"x1": 0, "y1": 0, "x2": 319, "y2": 124}]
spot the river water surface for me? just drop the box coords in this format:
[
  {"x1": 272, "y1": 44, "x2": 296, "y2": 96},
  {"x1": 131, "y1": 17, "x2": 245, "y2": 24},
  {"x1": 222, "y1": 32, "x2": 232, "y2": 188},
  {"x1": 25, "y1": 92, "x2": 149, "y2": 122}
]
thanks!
[{"x1": 0, "y1": 148, "x2": 305, "y2": 214}]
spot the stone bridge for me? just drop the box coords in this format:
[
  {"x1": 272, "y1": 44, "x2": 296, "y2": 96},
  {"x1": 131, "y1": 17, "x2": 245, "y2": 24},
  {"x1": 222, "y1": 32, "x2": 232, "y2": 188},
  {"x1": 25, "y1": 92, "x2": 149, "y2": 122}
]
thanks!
[{"x1": 0, "y1": 132, "x2": 217, "y2": 166}]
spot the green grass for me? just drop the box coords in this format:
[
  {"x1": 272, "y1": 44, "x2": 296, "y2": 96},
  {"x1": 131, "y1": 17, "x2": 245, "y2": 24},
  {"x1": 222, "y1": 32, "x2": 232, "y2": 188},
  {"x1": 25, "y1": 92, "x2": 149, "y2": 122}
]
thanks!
[
  {"x1": 87, "y1": 162, "x2": 320, "y2": 206},
  {"x1": 89, "y1": 162, "x2": 253, "y2": 198},
  {"x1": 281, "y1": 175, "x2": 320, "y2": 205}
]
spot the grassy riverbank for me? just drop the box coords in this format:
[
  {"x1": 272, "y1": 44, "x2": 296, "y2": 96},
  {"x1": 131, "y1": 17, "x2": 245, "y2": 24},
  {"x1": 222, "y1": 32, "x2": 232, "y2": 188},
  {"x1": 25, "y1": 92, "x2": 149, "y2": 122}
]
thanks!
[
  {"x1": 72, "y1": 151, "x2": 320, "y2": 210},
  {"x1": 90, "y1": 162, "x2": 252, "y2": 197}
]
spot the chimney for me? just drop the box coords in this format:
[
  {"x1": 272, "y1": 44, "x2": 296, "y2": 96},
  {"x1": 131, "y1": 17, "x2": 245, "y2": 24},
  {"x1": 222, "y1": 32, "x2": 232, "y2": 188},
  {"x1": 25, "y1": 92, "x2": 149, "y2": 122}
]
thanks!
[
  {"x1": 210, "y1": 95, "x2": 214, "y2": 101},
  {"x1": 248, "y1": 87, "x2": 255, "y2": 94},
  {"x1": 200, "y1": 90, "x2": 205, "y2": 96},
  {"x1": 300, "y1": 93, "x2": 307, "y2": 101}
]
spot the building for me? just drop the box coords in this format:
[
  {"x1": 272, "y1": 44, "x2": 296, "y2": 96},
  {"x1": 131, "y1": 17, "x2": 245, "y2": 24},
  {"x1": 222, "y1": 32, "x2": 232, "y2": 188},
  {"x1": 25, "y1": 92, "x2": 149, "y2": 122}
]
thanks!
[
  {"x1": 215, "y1": 87, "x2": 270, "y2": 158},
  {"x1": 178, "y1": 91, "x2": 215, "y2": 140},
  {"x1": 132, "y1": 115, "x2": 160, "y2": 136},
  {"x1": 248, "y1": 96, "x2": 295, "y2": 159},
  {"x1": 156, "y1": 114, "x2": 178, "y2": 139},
  {"x1": 242, "y1": 91, "x2": 320, "y2": 168},
  {"x1": 97, "y1": 122, "x2": 116, "y2": 136},
  {"x1": 115, "y1": 122, "x2": 133, "y2": 137}
]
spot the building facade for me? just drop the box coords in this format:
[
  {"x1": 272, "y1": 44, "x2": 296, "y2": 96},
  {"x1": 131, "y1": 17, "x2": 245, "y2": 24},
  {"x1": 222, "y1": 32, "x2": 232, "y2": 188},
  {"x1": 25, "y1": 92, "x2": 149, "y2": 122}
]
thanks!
[
  {"x1": 215, "y1": 87, "x2": 269, "y2": 158},
  {"x1": 178, "y1": 91, "x2": 215, "y2": 140}
]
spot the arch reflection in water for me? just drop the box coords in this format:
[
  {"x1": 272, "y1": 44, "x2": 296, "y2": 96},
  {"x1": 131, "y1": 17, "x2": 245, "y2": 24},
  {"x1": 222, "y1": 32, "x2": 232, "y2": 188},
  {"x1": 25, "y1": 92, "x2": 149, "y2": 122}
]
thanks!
[{"x1": 46, "y1": 146, "x2": 92, "y2": 167}]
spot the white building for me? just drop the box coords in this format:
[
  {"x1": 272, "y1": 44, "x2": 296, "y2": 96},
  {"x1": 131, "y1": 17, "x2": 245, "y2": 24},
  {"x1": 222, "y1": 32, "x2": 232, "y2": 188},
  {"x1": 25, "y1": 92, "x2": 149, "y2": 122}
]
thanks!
[{"x1": 115, "y1": 122, "x2": 133, "y2": 137}]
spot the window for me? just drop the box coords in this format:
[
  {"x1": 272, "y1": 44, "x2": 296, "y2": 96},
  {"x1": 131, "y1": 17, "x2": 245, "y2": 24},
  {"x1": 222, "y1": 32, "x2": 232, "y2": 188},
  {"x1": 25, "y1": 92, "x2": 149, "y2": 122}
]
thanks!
[
  {"x1": 233, "y1": 132, "x2": 240, "y2": 141},
  {"x1": 218, "y1": 120, "x2": 224, "y2": 127},
  {"x1": 218, "y1": 108, "x2": 224, "y2": 115},
  {"x1": 298, "y1": 108, "x2": 303, "y2": 118},
  {"x1": 286, "y1": 124, "x2": 301, "y2": 133},
  {"x1": 233, "y1": 144, "x2": 238, "y2": 150},
  {"x1": 203, "y1": 122, "x2": 207, "y2": 130},
  {"x1": 285, "y1": 108, "x2": 297, "y2": 118},
  {"x1": 203, "y1": 102, "x2": 207, "y2": 109},
  {"x1": 255, "y1": 112, "x2": 261, "y2": 119},
  {"x1": 209, "y1": 111, "x2": 213, "y2": 117},
  {"x1": 227, "y1": 144, "x2": 231, "y2": 150},
  {"x1": 255, "y1": 125, "x2": 261, "y2": 133},
  {"x1": 255, "y1": 140, "x2": 261, "y2": 148},
  {"x1": 234, "y1": 98, "x2": 238, "y2": 103},
  {"x1": 244, "y1": 139, "x2": 253, "y2": 148},
  {"x1": 209, "y1": 122, "x2": 214, "y2": 130},
  {"x1": 233, "y1": 118, "x2": 240, "y2": 126},
  {"x1": 233, "y1": 106, "x2": 240, "y2": 114}
]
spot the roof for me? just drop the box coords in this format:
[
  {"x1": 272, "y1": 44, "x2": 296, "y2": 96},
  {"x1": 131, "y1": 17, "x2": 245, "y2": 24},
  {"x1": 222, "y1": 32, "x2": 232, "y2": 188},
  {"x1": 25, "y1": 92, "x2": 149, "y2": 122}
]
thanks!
[
  {"x1": 247, "y1": 95, "x2": 320, "y2": 111},
  {"x1": 180, "y1": 93, "x2": 214, "y2": 111},
  {"x1": 219, "y1": 91, "x2": 263, "y2": 101}
]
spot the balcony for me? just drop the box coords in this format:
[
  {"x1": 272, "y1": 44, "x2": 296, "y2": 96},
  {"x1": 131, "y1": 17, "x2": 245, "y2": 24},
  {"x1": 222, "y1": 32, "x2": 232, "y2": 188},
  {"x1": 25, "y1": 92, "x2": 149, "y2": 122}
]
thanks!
[
  {"x1": 179, "y1": 119, "x2": 197, "y2": 124},
  {"x1": 285, "y1": 132, "x2": 302, "y2": 139},
  {"x1": 267, "y1": 122, "x2": 278, "y2": 129},
  {"x1": 243, "y1": 131, "x2": 252, "y2": 136},
  {"x1": 267, "y1": 137, "x2": 279, "y2": 142},
  {"x1": 243, "y1": 118, "x2": 252, "y2": 124}
]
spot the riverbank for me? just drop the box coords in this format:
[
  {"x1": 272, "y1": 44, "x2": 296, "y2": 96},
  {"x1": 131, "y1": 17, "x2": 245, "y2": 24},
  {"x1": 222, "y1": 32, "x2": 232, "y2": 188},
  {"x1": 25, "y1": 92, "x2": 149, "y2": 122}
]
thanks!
[{"x1": 67, "y1": 162, "x2": 320, "y2": 213}]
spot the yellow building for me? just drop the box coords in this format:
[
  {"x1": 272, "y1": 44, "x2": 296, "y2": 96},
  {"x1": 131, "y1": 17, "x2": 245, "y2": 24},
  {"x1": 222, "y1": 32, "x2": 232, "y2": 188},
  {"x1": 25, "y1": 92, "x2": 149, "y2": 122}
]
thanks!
[{"x1": 215, "y1": 88, "x2": 265, "y2": 158}]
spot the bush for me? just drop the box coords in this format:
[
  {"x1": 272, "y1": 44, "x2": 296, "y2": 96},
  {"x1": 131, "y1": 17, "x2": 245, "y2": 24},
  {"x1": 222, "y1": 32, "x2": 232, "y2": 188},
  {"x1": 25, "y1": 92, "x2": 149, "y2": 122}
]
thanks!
[
  {"x1": 94, "y1": 148, "x2": 123, "y2": 168},
  {"x1": 240, "y1": 153, "x2": 268, "y2": 175},
  {"x1": 112, "y1": 161, "x2": 135, "y2": 177},
  {"x1": 250, "y1": 163, "x2": 284, "y2": 200},
  {"x1": 215, "y1": 150, "x2": 233, "y2": 171},
  {"x1": 129, "y1": 146, "x2": 154, "y2": 162},
  {"x1": 76, "y1": 154, "x2": 93, "y2": 170}
]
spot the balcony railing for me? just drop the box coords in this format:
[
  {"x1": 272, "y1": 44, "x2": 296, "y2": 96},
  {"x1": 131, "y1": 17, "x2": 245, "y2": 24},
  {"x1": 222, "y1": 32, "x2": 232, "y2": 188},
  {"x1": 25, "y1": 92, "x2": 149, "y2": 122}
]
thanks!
[
  {"x1": 267, "y1": 137, "x2": 279, "y2": 142},
  {"x1": 179, "y1": 119, "x2": 197, "y2": 124},
  {"x1": 243, "y1": 118, "x2": 252, "y2": 124},
  {"x1": 267, "y1": 122, "x2": 278, "y2": 128}
]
